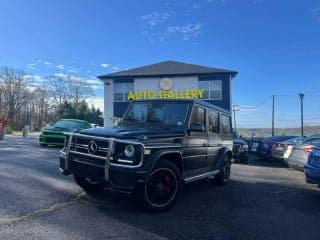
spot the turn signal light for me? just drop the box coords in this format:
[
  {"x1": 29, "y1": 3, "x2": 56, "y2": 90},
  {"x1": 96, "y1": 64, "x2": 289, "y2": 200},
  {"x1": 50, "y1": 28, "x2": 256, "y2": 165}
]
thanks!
[{"x1": 304, "y1": 146, "x2": 313, "y2": 155}]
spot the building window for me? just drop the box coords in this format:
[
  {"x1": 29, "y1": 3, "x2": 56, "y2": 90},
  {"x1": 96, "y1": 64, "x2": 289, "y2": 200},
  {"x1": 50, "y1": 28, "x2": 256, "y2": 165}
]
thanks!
[
  {"x1": 114, "y1": 82, "x2": 134, "y2": 102},
  {"x1": 198, "y1": 80, "x2": 222, "y2": 100}
]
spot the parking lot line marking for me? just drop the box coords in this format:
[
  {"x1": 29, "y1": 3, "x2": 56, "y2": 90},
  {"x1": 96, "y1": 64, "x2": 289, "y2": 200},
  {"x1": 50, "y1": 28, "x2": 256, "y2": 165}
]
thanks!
[{"x1": 0, "y1": 191, "x2": 86, "y2": 224}]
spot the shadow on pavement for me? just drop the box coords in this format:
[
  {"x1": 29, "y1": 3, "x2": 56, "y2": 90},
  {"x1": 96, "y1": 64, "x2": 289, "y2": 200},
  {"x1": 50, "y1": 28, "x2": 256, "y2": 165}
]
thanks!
[{"x1": 83, "y1": 177, "x2": 320, "y2": 240}]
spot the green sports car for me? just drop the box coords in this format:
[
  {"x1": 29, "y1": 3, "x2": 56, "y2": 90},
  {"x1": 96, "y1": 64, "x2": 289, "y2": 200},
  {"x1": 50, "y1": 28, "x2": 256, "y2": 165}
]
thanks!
[{"x1": 39, "y1": 119, "x2": 91, "y2": 147}]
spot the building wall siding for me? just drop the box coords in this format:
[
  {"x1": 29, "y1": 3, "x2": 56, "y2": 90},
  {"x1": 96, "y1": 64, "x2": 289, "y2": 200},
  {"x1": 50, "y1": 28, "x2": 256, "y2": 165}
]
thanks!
[{"x1": 110, "y1": 73, "x2": 231, "y2": 119}]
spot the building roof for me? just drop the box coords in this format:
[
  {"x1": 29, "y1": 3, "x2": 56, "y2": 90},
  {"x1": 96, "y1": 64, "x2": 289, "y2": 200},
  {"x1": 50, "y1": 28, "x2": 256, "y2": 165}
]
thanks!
[{"x1": 98, "y1": 60, "x2": 237, "y2": 79}]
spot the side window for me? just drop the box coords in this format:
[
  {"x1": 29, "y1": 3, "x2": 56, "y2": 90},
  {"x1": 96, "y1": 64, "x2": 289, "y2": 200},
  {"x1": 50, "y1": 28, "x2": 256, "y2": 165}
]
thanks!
[
  {"x1": 190, "y1": 105, "x2": 205, "y2": 128},
  {"x1": 220, "y1": 114, "x2": 231, "y2": 135},
  {"x1": 208, "y1": 110, "x2": 219, "y2": 133}
]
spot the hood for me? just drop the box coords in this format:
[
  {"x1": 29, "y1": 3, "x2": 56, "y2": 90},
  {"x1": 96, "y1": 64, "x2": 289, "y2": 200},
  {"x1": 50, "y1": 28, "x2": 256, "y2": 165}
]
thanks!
[
  {"x1": 79, "y1": 126, "x2": 185, "y2": 140},
  {"x1": 43, "y1": 126, "x2": 79, "y2": 132},
  {"x1": 233, "y1": 139, "x2": 246, "y2": 145}
]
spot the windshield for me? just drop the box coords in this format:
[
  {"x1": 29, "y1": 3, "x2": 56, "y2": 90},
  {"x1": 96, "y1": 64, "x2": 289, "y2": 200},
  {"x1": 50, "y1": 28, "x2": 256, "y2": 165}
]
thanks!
[
  {"x1": 54, "y1": 120, "x2": 82, "y2": 130},
  {"x1": 123, "y1": 102, "x2": 190, "y2": 128}
]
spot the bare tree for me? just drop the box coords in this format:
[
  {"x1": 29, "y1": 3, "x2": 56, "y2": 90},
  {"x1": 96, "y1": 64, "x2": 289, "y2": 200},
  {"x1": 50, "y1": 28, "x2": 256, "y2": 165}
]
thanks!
[
  {"x1": 67, "y1": 76, "x2": 93, "y2": 106},
  {"x1": 0, "y1": 67, "x2": 94, "y2": 130},
  {"x1": 0, "y1": 67, "x2": 35, "y2": 126},
  {"x1": 46, "y1": 74, "x2": 93, "y2": 112}
]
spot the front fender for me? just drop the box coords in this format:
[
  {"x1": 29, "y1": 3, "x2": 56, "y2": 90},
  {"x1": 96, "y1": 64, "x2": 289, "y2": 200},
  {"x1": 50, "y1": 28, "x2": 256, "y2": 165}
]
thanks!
[
  {"x1": 144, "y1": 149, "x2": 183, "y2": 174},
  {"x1": 213, "y1": 147, "x2": 232, "y2": 170}
]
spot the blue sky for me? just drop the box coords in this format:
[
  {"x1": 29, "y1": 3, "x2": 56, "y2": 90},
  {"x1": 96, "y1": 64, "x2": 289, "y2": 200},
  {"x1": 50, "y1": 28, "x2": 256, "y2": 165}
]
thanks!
[{"x1": 1, "y1": 0, "x2": 320, "y2": 128}]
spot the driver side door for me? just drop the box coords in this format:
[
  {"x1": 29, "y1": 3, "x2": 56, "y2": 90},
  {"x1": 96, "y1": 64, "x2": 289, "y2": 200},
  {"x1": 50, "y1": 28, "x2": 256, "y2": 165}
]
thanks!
[{"x1": 184, "y1": 105, "x2": 208, "y2": 173}]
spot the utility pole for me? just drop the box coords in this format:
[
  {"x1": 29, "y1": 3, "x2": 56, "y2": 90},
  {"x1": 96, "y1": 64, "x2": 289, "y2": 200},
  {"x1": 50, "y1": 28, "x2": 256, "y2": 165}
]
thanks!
[
  {"x1": 232, "y1": 104, "x2": 240, "y2": 138},
  {"x1": 272, "y1": 94, "x2": 275, "y2": 136},
  {"x1": 299, "y1": 93, "x2": 304, "y2": 137}
]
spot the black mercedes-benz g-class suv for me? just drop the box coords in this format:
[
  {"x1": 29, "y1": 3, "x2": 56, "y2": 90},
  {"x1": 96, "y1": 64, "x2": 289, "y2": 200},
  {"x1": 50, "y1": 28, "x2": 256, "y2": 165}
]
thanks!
[{"x1": 60, "y1": 99, "x2": 233, "y2": 211}]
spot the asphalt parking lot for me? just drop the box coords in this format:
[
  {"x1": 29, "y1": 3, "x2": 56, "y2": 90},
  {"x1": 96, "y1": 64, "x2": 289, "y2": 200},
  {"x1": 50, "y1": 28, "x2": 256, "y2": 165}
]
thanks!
[{"x1": 1, "y1": 135, "x2": 320, "y2": 240}]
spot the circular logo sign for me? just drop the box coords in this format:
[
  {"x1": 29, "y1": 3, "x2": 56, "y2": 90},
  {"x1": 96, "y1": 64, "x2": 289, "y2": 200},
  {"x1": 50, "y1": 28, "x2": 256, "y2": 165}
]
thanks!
[{"x1": 160, "y1": 78, "x2": 172, "y2": 91}]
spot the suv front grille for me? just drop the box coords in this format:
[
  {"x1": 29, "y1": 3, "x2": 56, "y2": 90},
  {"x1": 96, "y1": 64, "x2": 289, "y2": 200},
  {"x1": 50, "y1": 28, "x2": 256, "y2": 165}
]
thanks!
[
  {"x1": 69, "y1": 134, "x2": 111, "y2": 167},
  {"x1": 74, "y1": 137, "x2": 109, "y2": 157}
]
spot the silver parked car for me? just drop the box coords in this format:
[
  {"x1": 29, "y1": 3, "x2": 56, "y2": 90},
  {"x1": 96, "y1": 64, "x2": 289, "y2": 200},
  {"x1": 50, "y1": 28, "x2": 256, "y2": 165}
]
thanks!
[
  {"x1": 271, "y1": 136, "x2": 307, "y2": 164},
  {"x1": 288, "y1": 138, "x2": 320, "y2": 171}
]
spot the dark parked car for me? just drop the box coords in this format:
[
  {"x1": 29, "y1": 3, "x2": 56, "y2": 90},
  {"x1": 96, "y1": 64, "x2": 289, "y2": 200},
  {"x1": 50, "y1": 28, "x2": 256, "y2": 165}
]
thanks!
[
  {"x1": 243, "y1": 137, "x2": 263, "y2": 152},
  {"x1": 249, "y1": 137, "x2": 263, "y2": 152},
  {"x1": 233, "y1": 138, "x2": 249, "y2": 164},
  {"x1": 304, "y1": 147, "x2": 320, "y2": 188},
  {"x1": 59, "y1": 99, "x2": 233, "y2": 212},
  {"x1": 256, "y1": 136, "x2": 296, "y2": 160},
  {"x1": 288, "y1": 138, "x2": 320, "y2": 171}
]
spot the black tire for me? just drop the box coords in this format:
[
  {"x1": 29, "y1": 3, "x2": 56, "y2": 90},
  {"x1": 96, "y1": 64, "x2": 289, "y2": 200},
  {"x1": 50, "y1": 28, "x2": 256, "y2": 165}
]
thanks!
[
  {"x1": 40, "y1": 143, "x2": 47, "y2": 147},
  {"x1": 74, "y1": 175, "x2": 105, "y2": 197},
  {"x1": 133, "y1": 160, "x2": 182, "y2": 212},
  {"x1": 212, "y1": 154, "x2": 231, "y2": 186}
]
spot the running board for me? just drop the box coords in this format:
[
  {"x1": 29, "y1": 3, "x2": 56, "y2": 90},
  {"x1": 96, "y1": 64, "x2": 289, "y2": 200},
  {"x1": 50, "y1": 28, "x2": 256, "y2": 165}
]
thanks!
[{"x1": 184, "y1": 170, "x2": 220, "y2": 184}]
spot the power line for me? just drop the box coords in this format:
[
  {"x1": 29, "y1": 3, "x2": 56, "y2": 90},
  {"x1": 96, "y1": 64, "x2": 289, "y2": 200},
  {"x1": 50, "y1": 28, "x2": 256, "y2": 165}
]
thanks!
[{"x1": 234, "y1": 96, "x2": 272, "y2": 110}]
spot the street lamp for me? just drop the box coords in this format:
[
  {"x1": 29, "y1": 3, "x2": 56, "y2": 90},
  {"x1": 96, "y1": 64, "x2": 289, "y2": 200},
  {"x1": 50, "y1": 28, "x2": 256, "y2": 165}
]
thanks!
[{"x1": 299, "y1": 93, "x2": 304, "y2": 137}]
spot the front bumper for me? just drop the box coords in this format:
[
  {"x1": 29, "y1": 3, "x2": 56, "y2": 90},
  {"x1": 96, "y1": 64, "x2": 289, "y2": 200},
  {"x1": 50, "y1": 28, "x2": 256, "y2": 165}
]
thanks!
[
  {"x1": 233, "y1": 150, "x2": 248, "y2": 159},
  {"x1": 39, "y1": 133, "x2": 65, "y2": 146},
  {"x1": 304, "y1": 163, "x2": 320, "y2": 186},
  {"x1": 271, "y1": 151, "x2": 284, "y2": 159},
  {"x1": 60, "y1": 155, "x2": 147, "y2": 191},
  {"x1": 59, "y1": 133, "x2": 147, "y2": 191}
]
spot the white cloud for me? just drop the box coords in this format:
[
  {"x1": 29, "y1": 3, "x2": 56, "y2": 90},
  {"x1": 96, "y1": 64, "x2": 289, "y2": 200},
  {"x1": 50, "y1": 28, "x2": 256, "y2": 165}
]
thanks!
[
  {"x1": 112, "y1": 66, "x2": 119, "y2": 70},
  {"x1": 68, "y1": 69, "x2": 77, "y2": 73},
  {"x1": 141, "y1": 11, "x2": 170, "y2": 27},
  {"x1": 101, "y1": 63, "x2": 110, "y2": 68},
  {"x1": 27, "y1": 63, "x2": 37, "y2": 69},
  {"x1": 311, "y1": 7, "x2": 320, "y2": 22},
  {"x1": 44, "y1": 61, "x2": 51, "y2": 65},
  {"x1": 33, "y1": 75, "x2": 45, "y2": 83},
  {"x1": 56, "y1": 64, "x2": 65, "y2": 70},
  {"x1": 92, "y1": 85, "x2": 103, "y2": 90},
  {"x1": 87, "y1": 79, "x2": 102, "y2": 85},
  {"x1": 53, "y1": 73, "x2": 68, "y2": 78},
  {"x1": 167, "y1": 23, "x2": 202, "y2": 41},
  {"x1": 86, "y1": 97, "x2": 104, "y2": 112}
]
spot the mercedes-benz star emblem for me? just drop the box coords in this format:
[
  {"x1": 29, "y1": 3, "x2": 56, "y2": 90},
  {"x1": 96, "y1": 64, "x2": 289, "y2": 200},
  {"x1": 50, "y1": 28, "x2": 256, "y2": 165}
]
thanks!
[{"x1": 88, "y1": 141, "x2": 98, "y2": 154}]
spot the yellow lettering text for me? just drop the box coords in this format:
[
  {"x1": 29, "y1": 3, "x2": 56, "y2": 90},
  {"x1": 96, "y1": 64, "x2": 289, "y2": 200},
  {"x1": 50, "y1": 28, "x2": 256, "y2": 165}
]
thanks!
[
  {"x1": 191, "y1": 89, "x2": 197, "y2": 98},
  {"x1": 167, "y1": 90, "x2": 174, "y2": 98},
  {"x1": 127, "y1": 91, "x2": 135, "y2": 100},
  {"x1": 198, "y1": 89, "x2": 204, "y2": 99},
  {"x1": 148, "y1": 90, "x2": 156, "y2": 98}
]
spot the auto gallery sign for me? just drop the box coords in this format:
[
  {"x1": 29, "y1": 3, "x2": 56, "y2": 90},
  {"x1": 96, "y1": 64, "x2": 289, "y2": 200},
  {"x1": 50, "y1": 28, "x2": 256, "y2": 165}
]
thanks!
[
  {"x1": 127, "y1": 78, "x2": 204, "y2": 100},
  {"x1": 127, "y1": 89, "x2": 204, "y2": 100}
]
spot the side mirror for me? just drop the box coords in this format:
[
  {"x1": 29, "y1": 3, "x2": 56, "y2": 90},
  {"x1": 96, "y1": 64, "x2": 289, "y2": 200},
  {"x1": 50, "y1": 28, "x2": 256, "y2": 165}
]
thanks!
[{"x1": 189, "y1": 122, "x2": 205, "y2": 132}]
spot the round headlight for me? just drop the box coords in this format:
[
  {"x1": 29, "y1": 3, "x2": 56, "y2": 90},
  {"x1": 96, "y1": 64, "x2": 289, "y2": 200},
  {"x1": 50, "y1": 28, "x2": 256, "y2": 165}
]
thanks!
[{"x1": 124, "y1": 144, "x2": 135, "y2": 157}]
